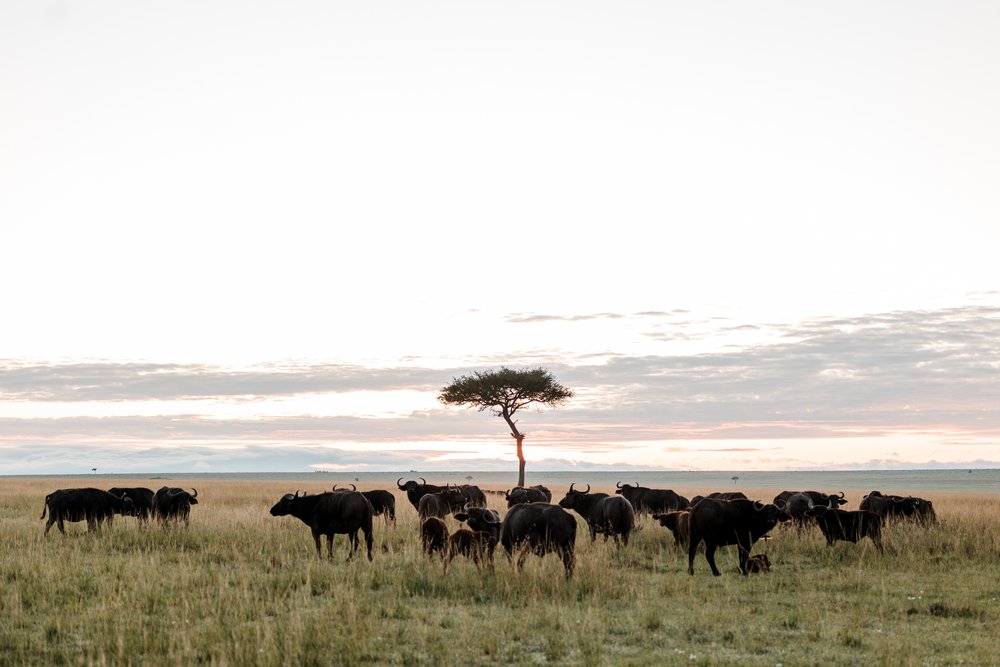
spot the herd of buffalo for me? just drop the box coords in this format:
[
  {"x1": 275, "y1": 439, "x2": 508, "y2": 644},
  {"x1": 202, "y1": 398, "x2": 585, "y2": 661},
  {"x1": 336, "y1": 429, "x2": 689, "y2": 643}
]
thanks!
[{"x1": 38, "y1": 479, "x2": 936, "y2": 578}]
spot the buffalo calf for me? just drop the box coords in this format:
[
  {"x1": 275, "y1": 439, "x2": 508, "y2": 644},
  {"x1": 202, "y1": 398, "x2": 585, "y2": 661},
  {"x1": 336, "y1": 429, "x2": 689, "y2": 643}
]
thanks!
[
  {"x1": 421, "y1": 517, "x2": 449, "y2": 557},
  {"x1": 442, "y1": 529, "x2": 497, "y2": 572}
]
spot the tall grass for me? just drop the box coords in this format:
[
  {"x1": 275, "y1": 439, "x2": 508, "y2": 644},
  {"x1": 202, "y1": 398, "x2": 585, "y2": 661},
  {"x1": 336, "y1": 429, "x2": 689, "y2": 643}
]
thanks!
[{"x1": 1, "y1": 480, "x2": 997, "y2": 665}]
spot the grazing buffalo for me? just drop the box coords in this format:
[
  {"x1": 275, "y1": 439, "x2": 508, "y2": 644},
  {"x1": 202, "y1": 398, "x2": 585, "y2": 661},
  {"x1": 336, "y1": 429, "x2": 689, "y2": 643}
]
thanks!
[
  {"x1": 504, "y1": 485, "x2": 552, "y2": 507},
  {"x1": 397, "y1": 478, "x2": 448, "y2": 510},
  {"x1": 558, "y1": 483, "x2": 635, "y2": 546},
  {"x1": 269, "y1": 491, "x2": 374, "y2": 560},
  {"x1": 615, "y1": 483, "x2": 689, "y2": 516},
  {"x1": 689, "y1": 491, "x2": 748, "y2": 506},
  {"x1": 152, "y1": 487, "x2": 199, "y2": 526},
  {"x1": 745, "y1": 553, "x2": 772, "y2": 573},
  {"x1": 652, "y1": 510, "x2": 691, "y2": 548},
  {"x1": 688, "y1": 498, "x2": 789, "y2": 576},
  {"x1": 417, "y1": 487, "x2": 468, "y2": 520},
  {"x1": 500, "y1": 503, "x2": 577, "y2": 578},
  {"x1": 421, "y1": 517, "x2": 449, "y2": 556},
  {"x1": 41, "y1": 488, "x2": 134, "y2": 535},
  {"x1": 454, "y1": 505, "x2": 502, "y2": 543},
  {"x1": 860, "y1": 491, "x2": 935, "y2": 525},
  {"x1": 805, "y1": 505, "x2": 884, "y2": 553},
  {"x1": 108, "y1": 487, "x2": 155, "y2": 524},
  {"x1": 443, "y1": 529, "x2": 497, "y2": 572}
]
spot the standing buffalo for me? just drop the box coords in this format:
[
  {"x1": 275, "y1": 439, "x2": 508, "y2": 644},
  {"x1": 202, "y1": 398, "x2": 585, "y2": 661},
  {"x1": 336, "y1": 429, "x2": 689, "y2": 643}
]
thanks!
[
  {"x1": 417, "y1": 487, "x2": 468, "y2": 520},
  {"x1": 687, "y1": 498, "x2": 789, "y2": 576},
  {"x1": 500, "y1": 503, "x2": 577, "y2": 578},
  {"x1": 689, "y1": 491, "x2": 748, "y2": 506},
  {"x1": 107, "y1": 487, "x2": 155, "y2": 524},
  {"x1": 458, "y1": 485, "x2": 488, "y2": 508},
  {"x1": 270, "y1": 491, "x2": 374, "y2": 560},
  {"x1": 558, "y1": 483, "x2": 635, "y2": 546},
  {"x1": 362, "y1": 490, "x2": 397, "y2": 525},
  {"x1": 421, "y1": 517, "x2": 449, "y2": 556},
  {"x1": 41, "y1": 488, "x2": 134, "y2": 535},
  {"x1": 504, "y1": 485, "x2": 552, "y2": 507},
  {"x1": 397, "y1": 478, "x2": 448, "y2": 510},
  {"x1": 333, "y1": 486, "x2": 397, "y2": 525},
  {"x1": 652, "y1": 510, "x2": 691, "y2": 548},
  {"x1": 454, "y1": 505, "x2": 503, "y2": 543},
  {"x1": 773, "y1": 490, "x2": 847, "y2": 511},
  {"x1": 153, "y1": 487, "x2": 199, "y2": 526},
  {"x1": 805, "y1": 505, "x2": 884, "y2": 553},
  {"x1": 615, "y1": 483, "x2": 688, "y2": 516}
]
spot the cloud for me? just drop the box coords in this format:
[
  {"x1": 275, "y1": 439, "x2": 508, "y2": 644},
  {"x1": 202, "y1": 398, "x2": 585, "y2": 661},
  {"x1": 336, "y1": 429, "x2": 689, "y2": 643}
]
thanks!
[{"x1": 2, "y1": 304, "x2": 998, "y2": 472}]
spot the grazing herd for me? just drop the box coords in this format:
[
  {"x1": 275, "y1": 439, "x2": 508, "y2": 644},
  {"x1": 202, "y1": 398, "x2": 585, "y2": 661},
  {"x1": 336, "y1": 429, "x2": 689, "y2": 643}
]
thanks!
[{"x1": 37, "y1": 480, "x2": 937, "y2": 579}]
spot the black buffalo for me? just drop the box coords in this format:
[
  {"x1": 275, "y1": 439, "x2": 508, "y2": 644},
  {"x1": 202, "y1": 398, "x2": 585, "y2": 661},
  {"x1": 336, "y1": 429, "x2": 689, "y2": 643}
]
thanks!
[
  {"x1": 558, "y1": 483, "x2": 635, "y2": 546},
  {"x1": 689, "y1": 491, "x2": 748, "y2": 506},
  {"x1": 459, "y1": 484, "x2": 488, "y2": 508},
  {"x1": 687, "y1": 498, "x2": 789, "y2": 576},
  {"x1": 805, "y1": 505, "x2": 884, "y2": 553},
  {"x1": 108, "y1": 487, "x2": 155, "y2": 524},
  {"x1": 363, "y1": 490, "x2": 397, "y2": 525},
  {"x1": 773, "y1": 489, "x2": 847, "y2": 510},
  {"x1": 652, "y1": 510, "x2": 691, "y2": 548},
  {"x1": 500, "y1": 503, "x2": 577, "y2": 578},
  {"x1": 417, "y1": 487, "x2": 468, "y2": 520},
  {"x1": 333, "y1": 485, "x2": 396, "y2": 525},
  {"x1": 615, "y1": 482, "x2": 688, "y2": 516},
  {"x1": 860, "y1": 491, "x2": 935, "y2": 525},
  {"x1": 504, "y1": 485, "x2": 552, "y2": 507},
  {"x1": 41, "y1": 488, "x2": 134, "y2": 535},
  {"x1": 397, "y1": 478, "x2": 448, "y2": 510},
  {"x1": 153, "y1": 487, "x2": 199, "y2": 526},
  {"x1": 454, "y1": 505, "x2": 502, "y2": 543},
  {"x1": 270, "y1": 491, "x2": 374, "y2": 560}
]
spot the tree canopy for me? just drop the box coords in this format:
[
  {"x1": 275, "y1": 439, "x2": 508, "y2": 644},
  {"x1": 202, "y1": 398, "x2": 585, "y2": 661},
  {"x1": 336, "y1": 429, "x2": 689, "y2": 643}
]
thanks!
[{"x1": 439, "y1": 366, "x2": 573, "y2": 486}]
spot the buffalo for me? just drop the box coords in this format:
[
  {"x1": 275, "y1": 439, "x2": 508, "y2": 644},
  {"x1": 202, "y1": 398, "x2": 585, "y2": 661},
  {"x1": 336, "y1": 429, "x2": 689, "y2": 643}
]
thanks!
[
  {"x1": 745, "y1": 553, "x2": 772, "y2": 573},
  {"x1": 108, "y1": 486, "x2": 155, "y2": 524},
  {"x1": 417, "y1": 487, "x2": 468, "y2": 520},
  {"x1": 805, "y1": 505, "x2": 884, "y2": 553},
  {"x1": 860, "y1": 491, "x2": 935, "y2": 525},
  {"x1": 773, "y1": 490, "x2": 847, "y2": 511},
  {"x1": 421, "y1": 516, "x2": 449, "y2": 556},
  {"x1": 689, "y1": 491, "x2": 748, "y2": 506},
  {"x1": 333, "y1": 485, "x2": 396, "y2": 525},
  {"x1": 558, "y1": 483, "x2": 635, "y2": 546},
  {"x1": 454, "y1": 505, "x2": 502, "y2": 544},
  {"x1": 458, "y1": 484, "x2": 488, "y2": 508},
  {"x1": 615, "y1": 483, "x2": 688, "y2": 516},
  {"x1": 397, "y1": 478, "x2": 448, "y2": 510},
  {"x1": 152, "y1": 487, "x2": 199, "y2": 526},
  {"x1": 500, "y1": 503, "x2": 577, "y2": 578},
  {"x1": 41, "y1": 488, "x2": 134, "y2": 535},
  {"x1": 443, "y1": 529, "x2": 497, "y2": 572},
  {"x1": 504, "y1": 485, "x2": 552, "y2": 508},
  {"x1": 687, "y1": 498, "x2": 789, "y2": 576},
  {"x1": 269, "y1": 491, "x2": 374, "y2": 560},
  {"x1": 652, "y1": 510, "x2": 691, "y2": 548}
]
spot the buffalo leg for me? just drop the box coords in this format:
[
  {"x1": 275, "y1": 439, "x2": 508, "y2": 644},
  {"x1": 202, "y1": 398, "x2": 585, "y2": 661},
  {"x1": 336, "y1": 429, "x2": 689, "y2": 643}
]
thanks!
[
  {"x1": 312, "y1": 530, "x2": 323, "y2": 557},
  {"x1": 687, "y1": 535, "x2": 701, "y2": 575},
  {"x1": 705, "y1": 543, "x2": 721, "y2": 577},
  {"x1": 364, "y1": 528, "x2": 373, "y2": 562},
  {"x1": 560, "y1": 546, "x2": 574, "y2": 579}
]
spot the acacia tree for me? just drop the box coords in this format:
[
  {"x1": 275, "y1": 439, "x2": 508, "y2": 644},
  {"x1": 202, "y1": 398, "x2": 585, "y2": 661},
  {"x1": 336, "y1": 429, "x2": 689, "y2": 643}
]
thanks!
[{"x1": 438, "y1": 367, "x2": 573, "y2": 487}]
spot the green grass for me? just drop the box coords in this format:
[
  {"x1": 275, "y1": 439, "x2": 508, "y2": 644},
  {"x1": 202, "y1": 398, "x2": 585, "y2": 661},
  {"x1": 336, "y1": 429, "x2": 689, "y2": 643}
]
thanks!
[{"x1": 2, "y1": 480, "x2": 998, "y2": 666}]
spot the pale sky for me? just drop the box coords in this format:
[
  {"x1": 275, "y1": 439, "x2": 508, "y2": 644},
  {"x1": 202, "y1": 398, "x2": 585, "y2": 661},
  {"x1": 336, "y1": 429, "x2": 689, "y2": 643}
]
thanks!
[{"x1": 2, "y1": 1, "x2": 998, "y2": 474}]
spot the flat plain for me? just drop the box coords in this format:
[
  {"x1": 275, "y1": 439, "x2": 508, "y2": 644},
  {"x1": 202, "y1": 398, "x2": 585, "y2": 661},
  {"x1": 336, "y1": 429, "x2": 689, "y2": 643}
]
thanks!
[{"x1": 2, "y1": 477, "x2": 998, "y2": 666}]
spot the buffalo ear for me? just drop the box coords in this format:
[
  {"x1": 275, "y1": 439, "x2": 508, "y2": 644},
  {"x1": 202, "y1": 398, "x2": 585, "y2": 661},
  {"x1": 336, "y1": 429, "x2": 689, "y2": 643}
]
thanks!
[{"x1": 454, "y1": 513, "x2": 468, "y2": 521}]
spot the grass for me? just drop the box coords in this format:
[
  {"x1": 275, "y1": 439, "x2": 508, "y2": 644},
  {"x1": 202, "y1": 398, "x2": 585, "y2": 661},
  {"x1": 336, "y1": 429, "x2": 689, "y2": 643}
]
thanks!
[{"x1": 2, "y1": 480, "x2": 998, "y2": 666}]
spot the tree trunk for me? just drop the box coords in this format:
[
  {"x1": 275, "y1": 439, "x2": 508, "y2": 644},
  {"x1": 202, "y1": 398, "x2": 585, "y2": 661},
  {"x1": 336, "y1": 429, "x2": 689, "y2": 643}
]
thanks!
[
  {"x1": 502, "y1": 408, "x2": 526, "y2": 487},
  {"x1": 515, "y1": 433, "x2": 526, "y2": 488}
]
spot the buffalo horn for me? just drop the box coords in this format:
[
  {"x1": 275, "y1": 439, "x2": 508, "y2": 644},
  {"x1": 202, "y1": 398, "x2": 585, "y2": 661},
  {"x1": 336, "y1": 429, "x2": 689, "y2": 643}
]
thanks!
[
  {"x1": 569, "y1": 483, "x2": 576, "y2": 493},
  {"x1": 420, "y1": 477, "x2": 426, "y2": 485},
  {"x1": 616, "y1": 482, "x2": 623, "y2": 489},
  {"x1": 191, "y1": 488, "x2": 198, "y2": 499},
  {"x1": 753, "y1": 501, "x2": 765, "y2": 511},
  {"x1": 838, "y1": 491, "x2": 845, "y2": 499},
  {"x1": 397, "y1": 477, "x2": 405, "y2": 489},
  {"x1": 584, "y1": 484, "x2": 591, "y2": 494}
]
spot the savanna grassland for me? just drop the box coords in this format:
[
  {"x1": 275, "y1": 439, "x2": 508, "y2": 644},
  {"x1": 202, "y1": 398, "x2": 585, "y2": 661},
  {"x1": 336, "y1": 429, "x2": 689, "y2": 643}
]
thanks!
[{"x1": 2, "y1": 479, "x2": 999, "y2": 666}]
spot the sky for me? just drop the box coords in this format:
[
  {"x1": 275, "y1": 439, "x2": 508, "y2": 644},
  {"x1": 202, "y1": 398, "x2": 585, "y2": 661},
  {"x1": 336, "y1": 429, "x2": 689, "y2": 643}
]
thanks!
[{"x1": 1, "y1": 1, "x2": 999, "y2": 475}]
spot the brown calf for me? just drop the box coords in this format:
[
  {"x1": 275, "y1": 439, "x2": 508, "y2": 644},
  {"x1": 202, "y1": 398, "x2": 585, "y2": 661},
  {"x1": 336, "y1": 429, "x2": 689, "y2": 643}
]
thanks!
[
  {"x1": 442, "y1": 528, "x2": 497, "y2": 573},
  {"x1": 421, "y1": 516, "x2": 449, "y2": 556}
]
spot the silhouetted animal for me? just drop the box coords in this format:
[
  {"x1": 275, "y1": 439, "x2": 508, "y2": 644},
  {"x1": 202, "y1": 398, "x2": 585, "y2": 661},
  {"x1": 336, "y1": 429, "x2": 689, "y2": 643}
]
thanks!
[
  {"x1": 107, "y1": 487, "x2": 155, "y2": 524},
  {"x1": 805, "y1": 505, "x2": 884, "y2": 553},
  {"x1": 269, "y1": 491, "x2": 374, "y2": 560},
  {"x1": 152, "y1": 487, "x2": 199, "y2": 526},
  {"x1": 687, "y1": 498, "x2": 789, "y2": 576},
  {"x1": 558, "y1": 483, "x2": 635, "y2": 546},
  {"x1": 500, "y1": 503, "x2": 577, "y2": 578},
  {"x1": 41, "y1": 488, "x2": 134, "y2": 535},
  {"x1": 615, "y1": 483, "x2": 688, "y2": 515},
  {"x1": 504, "y1": 485, "x2": 552, "y2": 507}
]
